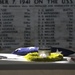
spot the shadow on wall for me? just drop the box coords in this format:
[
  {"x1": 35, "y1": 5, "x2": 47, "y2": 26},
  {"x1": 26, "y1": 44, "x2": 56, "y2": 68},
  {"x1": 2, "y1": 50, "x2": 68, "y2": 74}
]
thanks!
[{"x1": 51, "y1": 47, "x2": 75, "y2": 56}]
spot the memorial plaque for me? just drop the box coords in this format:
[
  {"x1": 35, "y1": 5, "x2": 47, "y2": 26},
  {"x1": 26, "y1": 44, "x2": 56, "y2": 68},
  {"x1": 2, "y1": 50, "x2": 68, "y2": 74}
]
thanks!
[{"x1": 0, "y1": 0, "x2": 75, "y2": 52}]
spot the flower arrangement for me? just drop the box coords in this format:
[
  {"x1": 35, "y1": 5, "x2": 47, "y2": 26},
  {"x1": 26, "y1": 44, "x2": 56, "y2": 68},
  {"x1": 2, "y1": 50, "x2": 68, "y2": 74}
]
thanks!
[{"x1": 24, "y1": 50, "x2": 63, "y2": 62}]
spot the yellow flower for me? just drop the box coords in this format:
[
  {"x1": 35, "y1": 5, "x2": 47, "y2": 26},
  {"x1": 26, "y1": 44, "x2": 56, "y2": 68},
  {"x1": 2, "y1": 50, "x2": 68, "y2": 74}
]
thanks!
[{"x1": 24, "y1": 52, "x2": 63, "y2": 62}]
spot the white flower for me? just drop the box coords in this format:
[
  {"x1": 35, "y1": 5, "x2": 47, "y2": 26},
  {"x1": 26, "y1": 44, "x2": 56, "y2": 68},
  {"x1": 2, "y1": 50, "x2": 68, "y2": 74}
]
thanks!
[{"x1": 56, "y1": 49, "x2": 62, "y2": 54}]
